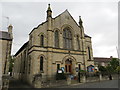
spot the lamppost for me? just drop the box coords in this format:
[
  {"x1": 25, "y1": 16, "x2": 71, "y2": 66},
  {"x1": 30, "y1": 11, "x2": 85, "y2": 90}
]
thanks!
[{"x1": 116, "y1": 47, "x2": 120, "y2": 80}]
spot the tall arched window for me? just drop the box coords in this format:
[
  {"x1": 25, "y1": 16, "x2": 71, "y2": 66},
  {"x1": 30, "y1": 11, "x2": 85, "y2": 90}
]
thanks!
[
  {"x1": 88, "y1": 47, "x2": 91, "y2": 60},
  {"x1": 40, "y1": 56, "x2": 43, "y2": 71},
  {"x1": 77, "y1": 35, "x2": 80, "y2": 50},
  {"x1": 54, "y1": 30, "x2": 59, "y2": 48},
  {"x1": 40, "y1": 35, "x2": 44, "y2": 47},
  {"x1": 63, "y1": 28, "x2": 72, "y2": 49}
]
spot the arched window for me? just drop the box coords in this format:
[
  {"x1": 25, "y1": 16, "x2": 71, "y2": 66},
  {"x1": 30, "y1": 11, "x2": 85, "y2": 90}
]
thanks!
[
  {"x1": 63, "y1": 28, "x2": 72, "y2": 49},
  {"x1": 40, "y1": 56, "x2": 43, "y2": 71},
  {"x1": 40, "y1": 35, "x2": 44, "y2": 47},
  {"x1": 54, "y1": 30, "x2": 59, "y2": 48},
  {"x1": 77, "y1": 35, "x2": 80, "y2": 50},
  {"x1": 88, "y1": 47, "x2": 91, "y2": 60}
]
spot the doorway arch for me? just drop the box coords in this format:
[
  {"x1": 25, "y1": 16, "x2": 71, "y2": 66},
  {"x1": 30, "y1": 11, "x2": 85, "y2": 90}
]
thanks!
[{"x1": 62, "y1": 55, "x2": 76, "y2": 74}]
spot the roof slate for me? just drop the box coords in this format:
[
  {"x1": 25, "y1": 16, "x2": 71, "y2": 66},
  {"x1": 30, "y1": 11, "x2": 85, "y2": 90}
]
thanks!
[
  {"x1": 94, "y1": 57, "x2": 111, "y2": 62},
  {"x1": 0, "y1": 31, "x2": 11, "y2": 40}
]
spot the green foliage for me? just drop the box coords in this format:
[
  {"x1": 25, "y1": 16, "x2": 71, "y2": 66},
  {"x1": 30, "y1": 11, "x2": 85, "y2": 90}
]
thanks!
[
  {"x1": 9, "y1": 56, "x2": 15, "y2": 73},
  {"x1": 106, "y1": 65, "x2": 114, "y2": 74},
  {"x1": 116, "y1": 66, "x2": 120, "y2": 73},
  {"x1": 79, "y1": 70, "x2": 86, "y2": 73},
  {"x1": 109, "y1": 58, "x2": 119, "y2": 70},
  {"x1": 98, "y1": 58, "x2": 119, "y2": 74},
  {"x1": 98, "y1": 66, "x2": 107, "y2": 72}
]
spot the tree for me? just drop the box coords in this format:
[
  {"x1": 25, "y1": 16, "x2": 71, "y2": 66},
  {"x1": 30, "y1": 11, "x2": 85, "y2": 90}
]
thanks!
[
  {"x1": 9, "y1": 55, "x2": 15, "y2": 76},
  {"x1": 98, "y1": 65, "x2": 107, "y2": 72},
  {"x1": 116, "y1": 66, "x2": 120, "y2": 73},
  {"x1": 109, "y1": 58, "x2": 119, "y2": 72},
  {"x1": 106, "y1": 65, "x2": 114, "y2": 74}
]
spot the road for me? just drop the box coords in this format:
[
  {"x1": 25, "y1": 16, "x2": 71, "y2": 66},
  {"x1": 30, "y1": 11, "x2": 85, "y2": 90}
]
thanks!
[{"x1": 56, "y1": 79, "x2": 119, "y2": 88}]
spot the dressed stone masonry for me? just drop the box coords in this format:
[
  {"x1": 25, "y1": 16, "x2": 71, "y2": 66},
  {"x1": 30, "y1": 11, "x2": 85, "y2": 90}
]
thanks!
[{"x1": 13, "y1": 4, "x2": 94, "y2": 85}]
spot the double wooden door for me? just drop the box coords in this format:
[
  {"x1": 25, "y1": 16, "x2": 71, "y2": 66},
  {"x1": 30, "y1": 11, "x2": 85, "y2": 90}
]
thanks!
[{"x1": 65, "y1": 59, "x2": 72, "y2": 73}]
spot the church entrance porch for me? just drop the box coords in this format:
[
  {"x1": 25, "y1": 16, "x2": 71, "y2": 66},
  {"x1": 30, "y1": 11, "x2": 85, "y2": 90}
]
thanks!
[{"x1": 62, "y1": 56, "x2": 76, "y2": 76}]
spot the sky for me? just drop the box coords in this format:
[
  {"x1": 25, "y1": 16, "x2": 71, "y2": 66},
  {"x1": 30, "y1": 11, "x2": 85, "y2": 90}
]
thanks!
[{"x1": 1, "y1": 1, "x2": 119, "y2": 58}]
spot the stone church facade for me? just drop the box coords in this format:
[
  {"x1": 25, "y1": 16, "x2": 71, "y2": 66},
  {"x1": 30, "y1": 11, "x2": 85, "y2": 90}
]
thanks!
[{"x1": 13, "y1": 4, "x2": 94, "y2": 85}]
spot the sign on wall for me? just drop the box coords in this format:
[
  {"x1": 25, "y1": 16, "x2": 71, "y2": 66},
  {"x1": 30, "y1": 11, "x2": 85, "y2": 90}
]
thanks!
[{"x1": 61, "y1": 67, "x2": 65, "y2": 72}]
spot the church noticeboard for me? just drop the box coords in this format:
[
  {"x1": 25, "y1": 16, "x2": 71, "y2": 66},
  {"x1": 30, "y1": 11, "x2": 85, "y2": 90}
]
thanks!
[{"x1": 61, "y1": 67, "x2": 65, "y2": 72}]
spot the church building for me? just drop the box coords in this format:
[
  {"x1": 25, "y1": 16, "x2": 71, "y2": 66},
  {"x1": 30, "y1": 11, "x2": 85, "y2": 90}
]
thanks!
[{"x1": 13, "y1": 4, "x2": 94, "y2": 85}]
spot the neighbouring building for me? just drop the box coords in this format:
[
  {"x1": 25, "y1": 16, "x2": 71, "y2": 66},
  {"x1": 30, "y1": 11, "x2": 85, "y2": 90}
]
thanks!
[
  {"x1": 0, "y1": 25, "x2": 13, "y2": 75},
  {"x1": 13, "y1": 4, "x2": 94, "y2": 85},
  {"x1": 94, "y1": 56, "x2": 113, "y2": 70}
]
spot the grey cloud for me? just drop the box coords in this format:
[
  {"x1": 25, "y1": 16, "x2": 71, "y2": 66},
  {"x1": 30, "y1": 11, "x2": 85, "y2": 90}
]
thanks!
[{"x1": 1, "y1": 2, "x2": 118, "y2": 57}]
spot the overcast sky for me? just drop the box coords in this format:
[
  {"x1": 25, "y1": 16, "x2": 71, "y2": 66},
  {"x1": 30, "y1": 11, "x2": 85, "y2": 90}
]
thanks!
[{"x1": 1, "y1": 1, "x2": 118, "y2": 58}]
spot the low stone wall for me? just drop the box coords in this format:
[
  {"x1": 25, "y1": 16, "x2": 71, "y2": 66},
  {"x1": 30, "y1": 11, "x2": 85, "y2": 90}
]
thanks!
[
  {"x1": 81, "y1": 74, "x2": 119, "y2": 83},
  {"x1": 86, "y1": 76, "x2": 100, "y2": 82},
  {"x1": 43, "y1": 74, "x2": 119, "y2": 88},
  {"x1": 2, "y1": 75, "x2": 10, "y2": 90}
]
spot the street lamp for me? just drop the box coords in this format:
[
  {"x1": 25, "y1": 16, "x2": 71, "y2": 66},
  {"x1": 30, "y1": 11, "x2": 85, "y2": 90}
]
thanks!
[{"x1": 116, "y1": 46, "x2": 120, "y2": 80}]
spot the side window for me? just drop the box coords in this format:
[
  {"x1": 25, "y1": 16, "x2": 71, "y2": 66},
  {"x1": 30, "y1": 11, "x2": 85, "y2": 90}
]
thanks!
[
  {"x1": 88, "y1": 47, "x2": 91, "y2": 60},
  {"x1": 40, "y1": 35, "x2": 44, "y2": 47},
  {"x1": 40, "y1": 56, "x2": 43, "y2": 71},
  {"x1": 77, "y1": 35, "x2": 80, "y2": 50},
  {"x1": 57, "y1": 64, "x2": 60, "y2": 70}
]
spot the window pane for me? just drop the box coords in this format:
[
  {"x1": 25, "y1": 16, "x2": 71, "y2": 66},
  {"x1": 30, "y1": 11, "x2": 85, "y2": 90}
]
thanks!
[
  {"x1": 40, "y1": 56, "x2": 43, "y2": 71},
  {"x1": 57, "y1": 64, "x2": 60, "y2": 70},
  {"x1": 88, "y1": 47, "x2": 91, "y2": 59},
  {"x1": 65, "y1": 65, "x2": 67, "y2": 72},
  {"x1": 55, "y1": 31, "x2": 59, "y2": 48},
  {"x1": 77, "y1": 36, "x2": 80, "y2": 50},
  {"x1": 40, "y1": 35, "x2": 44, "y2": 46},
  {"x1": 63, "y1": 28, "x2": 72, "y2": 49}
]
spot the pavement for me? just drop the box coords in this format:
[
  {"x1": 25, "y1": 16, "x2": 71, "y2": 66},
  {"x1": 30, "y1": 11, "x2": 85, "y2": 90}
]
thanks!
[
  {"x1": 9, "y1": 77, "x2": 33, "y2": 88},
  {"x1": 8, "y1": 77, "x2": 119, "y2": 88},
  {"x1": 55, "y1": 79, "x2": 119, "y2": 88}
]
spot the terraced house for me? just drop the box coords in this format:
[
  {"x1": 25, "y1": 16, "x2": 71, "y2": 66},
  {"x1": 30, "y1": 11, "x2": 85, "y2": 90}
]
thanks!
[{"x1": 13, "y1": 4, "x2": 94, "y2": 85}]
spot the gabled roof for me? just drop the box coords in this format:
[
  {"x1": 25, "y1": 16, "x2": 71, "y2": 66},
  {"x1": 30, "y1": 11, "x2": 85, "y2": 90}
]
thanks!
[
  {"x1": 53, "y1": 9, "x2": 80, "y2": 27},
  {"x1": 14, "y1": 41, "x2": 29, "y2": 56},
  {"x1": 29, "y1": 9, "x2": 80, "y2": 35},
  {"x1": 0, "y1": 31, "x2": 12, "y2": 40}
]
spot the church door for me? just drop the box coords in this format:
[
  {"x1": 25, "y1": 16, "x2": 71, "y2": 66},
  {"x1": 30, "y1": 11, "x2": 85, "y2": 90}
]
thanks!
[{"x1": 65, "y1": 59, "x2": 72, "y2": 73}]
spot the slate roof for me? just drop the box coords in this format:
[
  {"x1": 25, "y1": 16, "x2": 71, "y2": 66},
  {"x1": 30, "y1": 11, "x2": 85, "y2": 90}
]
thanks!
[
  {"x1": 0, "y1": 31, "x2": 12, "y2": 40},
  {"x1": 84, "y1": 34, "x2": 91, "y2": 38},
  {"x1": 14, "y1": 41, "x2": 29, "y2": 56},
  {"x1": 94, "y1": 57, "x2": 112, "y2": 62}
]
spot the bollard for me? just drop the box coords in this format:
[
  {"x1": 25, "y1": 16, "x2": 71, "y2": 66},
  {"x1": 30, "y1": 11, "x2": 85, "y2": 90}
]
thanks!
[
  {"x1": 67, "y1": 76, "x2": 71, "y2": 85},
  {"x1": 82, "y1": 75, "x2": 86, "y2": 83}
]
